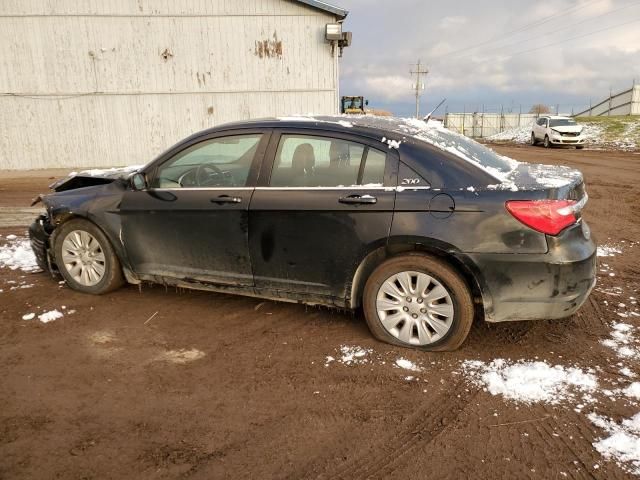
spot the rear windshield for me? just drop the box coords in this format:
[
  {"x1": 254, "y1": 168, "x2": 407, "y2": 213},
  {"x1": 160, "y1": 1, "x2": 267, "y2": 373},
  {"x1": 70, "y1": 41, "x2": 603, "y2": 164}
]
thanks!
[
  {"x1": 549, "y1": 118, "x2": 577, "y2": 127},
  {"x1": 415, "y1": 126, "x2": 516, "y2": 174}
]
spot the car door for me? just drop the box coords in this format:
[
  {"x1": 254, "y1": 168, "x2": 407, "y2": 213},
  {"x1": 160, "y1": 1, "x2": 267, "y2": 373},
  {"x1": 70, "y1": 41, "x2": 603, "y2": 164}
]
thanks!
[
  {"x1": 119, "y1": 130, "x2": 270, "y2": 286},
  {"x1": 533, "y1": 118, "x2": 544, "y2": 139},
  {"x1": 538, "y1": 117, "x2": 548, "y2": 138},
  {"x1": 248, "y1": 130, "x2": 398, "y2": 301}
]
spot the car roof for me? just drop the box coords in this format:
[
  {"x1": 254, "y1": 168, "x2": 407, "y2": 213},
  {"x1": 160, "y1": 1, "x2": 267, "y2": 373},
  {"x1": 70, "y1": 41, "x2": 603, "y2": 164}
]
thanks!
[{"x1": 200, "y1": 115, "x2": 440, "y2": 145}]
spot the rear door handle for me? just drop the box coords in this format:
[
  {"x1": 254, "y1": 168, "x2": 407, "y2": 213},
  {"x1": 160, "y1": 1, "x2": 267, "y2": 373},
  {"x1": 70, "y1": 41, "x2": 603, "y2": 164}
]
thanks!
[
  {"x1": 339, "y1": 194, "x2": 377, "y2": 205},
  {"x1": 211, "y1": 195, "x2": 242, "y2": 204}
]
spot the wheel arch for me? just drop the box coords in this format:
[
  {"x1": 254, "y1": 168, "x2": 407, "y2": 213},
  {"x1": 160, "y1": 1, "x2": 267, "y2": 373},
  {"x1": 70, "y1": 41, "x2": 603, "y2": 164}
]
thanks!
[
  {"x1": 349, "y1": 236, "x2": 493, "y2": 322},
  {"x1": 48, "y1": 210, "x2": 136, "y2": 282}
]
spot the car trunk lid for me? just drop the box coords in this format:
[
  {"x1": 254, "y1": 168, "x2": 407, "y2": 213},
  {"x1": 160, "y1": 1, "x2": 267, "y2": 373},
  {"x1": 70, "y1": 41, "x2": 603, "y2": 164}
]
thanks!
[{"x1": 502, "y1": 162, "x2": 587, "y2": 235}]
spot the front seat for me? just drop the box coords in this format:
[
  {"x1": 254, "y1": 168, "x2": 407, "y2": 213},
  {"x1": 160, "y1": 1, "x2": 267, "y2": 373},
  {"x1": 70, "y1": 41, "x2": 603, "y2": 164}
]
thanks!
[{"x1": 291, "y1": 143, "x2": 315, "y2": 186}]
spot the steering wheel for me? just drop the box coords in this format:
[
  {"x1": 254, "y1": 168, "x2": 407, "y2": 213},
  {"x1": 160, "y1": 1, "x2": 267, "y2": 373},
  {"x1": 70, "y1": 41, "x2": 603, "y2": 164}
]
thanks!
[
  {"x1": 177, "y1": 163, "x2": 227, "y2": 187},
  {"x1": 195, "y1": 163, "x2": 225, "y2": 187}
]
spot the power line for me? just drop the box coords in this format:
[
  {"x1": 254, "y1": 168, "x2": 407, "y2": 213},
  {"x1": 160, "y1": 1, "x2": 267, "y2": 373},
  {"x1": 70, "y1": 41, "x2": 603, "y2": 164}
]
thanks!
[
  {"x1": 435, "y1": 0, "x2": 603, "y2": 59},
  {"x1": 446, "y1": 0, "x2": 640, "y2": 61},
  {"x1": 496, "y1": 17, "x2": 640, "y2": 60}
]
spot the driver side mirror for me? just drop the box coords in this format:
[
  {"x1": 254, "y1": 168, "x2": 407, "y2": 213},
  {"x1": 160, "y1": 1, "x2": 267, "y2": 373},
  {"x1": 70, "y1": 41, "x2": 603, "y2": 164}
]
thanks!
[{"x1": 130, "y1": 172, "x2": 148, "y2": 191}]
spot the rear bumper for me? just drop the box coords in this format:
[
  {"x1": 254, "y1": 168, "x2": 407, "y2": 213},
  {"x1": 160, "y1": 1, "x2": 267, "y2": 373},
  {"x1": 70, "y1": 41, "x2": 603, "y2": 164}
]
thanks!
[{"x1": 466, "y1": 222, "x2": 596, "y2": 323}]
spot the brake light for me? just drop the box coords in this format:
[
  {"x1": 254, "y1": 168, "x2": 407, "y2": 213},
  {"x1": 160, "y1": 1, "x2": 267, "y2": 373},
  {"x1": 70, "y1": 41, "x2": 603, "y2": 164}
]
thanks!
[{"x1": 505, "y1": 200, "x2": 577, "y2": 236}]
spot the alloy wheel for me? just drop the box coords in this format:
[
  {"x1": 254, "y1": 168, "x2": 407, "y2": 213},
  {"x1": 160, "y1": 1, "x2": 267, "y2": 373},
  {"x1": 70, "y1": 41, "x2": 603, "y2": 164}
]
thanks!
[
  {"x1": 376, "y1": 271, "x2": 455, "y2": 346},
  {"x1": 61, "y1": 230, "x2": 106, "y2": 286}
]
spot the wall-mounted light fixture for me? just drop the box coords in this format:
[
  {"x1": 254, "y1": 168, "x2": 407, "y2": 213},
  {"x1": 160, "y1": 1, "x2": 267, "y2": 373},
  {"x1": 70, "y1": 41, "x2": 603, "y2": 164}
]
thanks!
[
  {"x1": 325, "y1": 23, "x2": 342, "y2": 41},
  {"x1": 325, "y1": 23, "x2": 352, "y2": 57}
]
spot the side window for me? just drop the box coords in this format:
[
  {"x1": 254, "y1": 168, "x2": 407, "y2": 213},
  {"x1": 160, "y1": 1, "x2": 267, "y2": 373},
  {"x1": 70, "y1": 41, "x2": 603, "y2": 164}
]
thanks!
[
  {"x1": 361, "y1": 149, "x2": 386, "y2": 186},
  {"x1": 152, "y1": 134, "x2": 262, "y2": 188},
  {"x1": 269, "y1": 134, "x2": 386, "y2": 187}
]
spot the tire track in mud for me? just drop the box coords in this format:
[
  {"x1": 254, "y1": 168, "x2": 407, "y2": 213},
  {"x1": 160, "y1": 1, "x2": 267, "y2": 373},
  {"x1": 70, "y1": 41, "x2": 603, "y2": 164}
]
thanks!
[
  {"x1": 532, "y1": 407, "x2": 623, "y2": 480},
  {"x1": 311, "y1": 380, "x2": 478, "y2": 480}
]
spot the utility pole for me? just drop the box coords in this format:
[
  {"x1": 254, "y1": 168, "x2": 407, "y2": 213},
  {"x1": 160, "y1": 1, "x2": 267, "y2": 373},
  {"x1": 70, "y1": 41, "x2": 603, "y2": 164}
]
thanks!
[{"x1": 410, "y1": 59, "x2": 428, "y2": 119}]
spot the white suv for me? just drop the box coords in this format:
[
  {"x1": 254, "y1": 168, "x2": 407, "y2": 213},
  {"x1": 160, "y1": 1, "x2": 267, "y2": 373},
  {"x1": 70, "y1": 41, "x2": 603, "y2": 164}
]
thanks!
[{"x1": 531, "y1": 116, "x2": 585, "y2": 149}]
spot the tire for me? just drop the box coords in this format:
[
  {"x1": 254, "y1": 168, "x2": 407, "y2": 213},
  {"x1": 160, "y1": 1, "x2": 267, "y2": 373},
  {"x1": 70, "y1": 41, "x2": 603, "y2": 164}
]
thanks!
[
  {"x1": 362, "y1": 254, "x2": 474, "y2": 352},
  {"x1": 543, "y1": 135, "x2": 551, "y2": 148},
  {"x1": 576, "y1": 145, "x2": 584, "y2": 150},
  {"x1": 530, "y1": 133, "x2": 537, "y2": 146},
  {"x1": 53, "y1": 218, "x2": 125, "y2": 294}
]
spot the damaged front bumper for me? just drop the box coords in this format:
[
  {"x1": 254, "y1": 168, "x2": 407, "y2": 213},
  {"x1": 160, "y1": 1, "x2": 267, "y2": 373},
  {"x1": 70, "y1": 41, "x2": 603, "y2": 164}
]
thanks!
[{"x1": 28, "y1": 215, "x2": 56, "y2": 273}]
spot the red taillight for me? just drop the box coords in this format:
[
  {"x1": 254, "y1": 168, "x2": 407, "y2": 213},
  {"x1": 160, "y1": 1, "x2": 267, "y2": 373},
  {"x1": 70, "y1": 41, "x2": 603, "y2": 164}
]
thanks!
[{"x1": 505, "y1": 200, "x2": 577, "y2": 236}]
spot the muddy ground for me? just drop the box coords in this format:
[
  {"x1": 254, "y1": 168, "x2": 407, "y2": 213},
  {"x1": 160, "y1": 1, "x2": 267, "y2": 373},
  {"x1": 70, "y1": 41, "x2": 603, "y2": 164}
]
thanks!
[{"x1": 1, "y1": 145, "x2": 640, "y2": 479}]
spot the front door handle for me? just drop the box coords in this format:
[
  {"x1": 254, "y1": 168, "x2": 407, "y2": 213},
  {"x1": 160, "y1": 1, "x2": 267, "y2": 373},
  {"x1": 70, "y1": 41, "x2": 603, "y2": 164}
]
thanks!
[
  {"x1": 339, "y1": 194, "x2": 377, "y2": 205},
  {"x1": 211, "y1": 195, "x2": 242, "y2": 204}
]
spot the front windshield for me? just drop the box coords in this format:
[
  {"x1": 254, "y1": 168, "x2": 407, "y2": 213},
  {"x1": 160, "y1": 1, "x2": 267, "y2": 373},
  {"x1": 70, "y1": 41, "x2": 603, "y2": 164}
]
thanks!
[
  {"x1": 344, "y1": 98, "x2": 362, "y2": 109},
  {"x1": 549, "y1": 118, "x2": 577, "y2": 127}
]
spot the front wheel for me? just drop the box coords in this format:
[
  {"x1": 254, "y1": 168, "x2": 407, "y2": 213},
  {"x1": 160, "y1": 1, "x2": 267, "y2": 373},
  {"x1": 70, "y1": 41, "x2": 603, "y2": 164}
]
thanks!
[
  {"x1": 362, "y1": 254, "x2": 474, "y2": 351},
  {"x1": 543, "y1": 135, "x2": 551, "y2": 148},
  {"x1": 576, "y1": 145, "x2": 584, "y2": 150},
  {"x1": 53, "y1": 218, "x2": 125, "y2": 294}
]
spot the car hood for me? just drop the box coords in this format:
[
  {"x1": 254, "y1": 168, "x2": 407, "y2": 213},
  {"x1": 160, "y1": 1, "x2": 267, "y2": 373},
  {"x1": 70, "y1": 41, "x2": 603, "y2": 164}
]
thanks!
[
  {"x1": 49, "y1": 165, "x2": 143, "y2": 192},
  {"x1": 550, "y1": 125, "x2": 583, "y2": 133}
]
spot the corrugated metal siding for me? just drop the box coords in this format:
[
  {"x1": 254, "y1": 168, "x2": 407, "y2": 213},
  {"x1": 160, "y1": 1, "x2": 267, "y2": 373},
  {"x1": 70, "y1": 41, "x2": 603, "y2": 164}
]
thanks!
[
  {"x1": 0, "y1": 0, "x2": 320, "y2": 16},
  {"x1": 0, "y1": 0, "x2": 340, "y2": 169},
  {"x1": 1, "y1": 92, "x2": 336, "y2": 169}
]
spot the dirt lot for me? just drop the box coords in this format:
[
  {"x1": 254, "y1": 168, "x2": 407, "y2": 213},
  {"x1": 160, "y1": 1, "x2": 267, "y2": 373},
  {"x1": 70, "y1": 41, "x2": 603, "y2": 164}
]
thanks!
[{"x1": 1, "y1": 145, "x2": 640, "y2": 479}]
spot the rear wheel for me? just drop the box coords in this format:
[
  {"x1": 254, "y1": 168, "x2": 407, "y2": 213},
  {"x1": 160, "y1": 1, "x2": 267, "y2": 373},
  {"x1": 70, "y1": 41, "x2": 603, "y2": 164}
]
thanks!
[
  {"x1": 54, "y1": 218, "x2": 125, "y2": 294},
  {"x1": 543, "y1": 135, "x2": 551, "y2": 148},
  {"x1": 362, "y1": 254, "x2": 474, "y2": 351},
  {"x1": 530, "y1": 133, "x2": 537, "y2": 146}
]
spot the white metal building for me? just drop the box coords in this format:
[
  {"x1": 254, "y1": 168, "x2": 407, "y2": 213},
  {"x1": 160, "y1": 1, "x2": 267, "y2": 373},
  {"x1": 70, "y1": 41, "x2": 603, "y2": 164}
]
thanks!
[{"x1": 0, "y1": 0, "x2": 348, "y2": 170}]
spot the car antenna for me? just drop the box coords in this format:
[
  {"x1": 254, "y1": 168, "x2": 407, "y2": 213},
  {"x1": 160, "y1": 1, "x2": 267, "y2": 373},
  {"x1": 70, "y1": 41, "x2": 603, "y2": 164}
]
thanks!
[{"x1": 423, "y1": 98, "x2": 446, "y2": 122}]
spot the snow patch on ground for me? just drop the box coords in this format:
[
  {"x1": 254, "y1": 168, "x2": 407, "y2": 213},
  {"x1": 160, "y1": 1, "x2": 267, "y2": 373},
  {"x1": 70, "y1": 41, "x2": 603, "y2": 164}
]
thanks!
[
  {"x1": 601, "y1": 322, "x2": 640, "y2": 360},
  {"x1": 598, "y1": 244, "x2": 624, "y2": 257},
  {"x1": 336, "y1": 345, "x2": 373, "y2": 365},
  {"x1": 589, "y1": 412, "x2": 640, "y2": 475},
  {"x1": 324, "y1": 346, "x2": 428, "y2": 379},
  {"x1": 37, "y1": 310, "x2": 64, "y2": 323},
  {"x1": 0, "y1": 236, "x2": 40, "y2": 273},
  {"x1": 461, "y1": 359, "x2": 598, "y2": 404},
  {"x1": 395, "y1": 358, "x2": 423, "y2": 372},
  {"x1": 624, "y1": 383, "x2": 640, "y2": 399}
]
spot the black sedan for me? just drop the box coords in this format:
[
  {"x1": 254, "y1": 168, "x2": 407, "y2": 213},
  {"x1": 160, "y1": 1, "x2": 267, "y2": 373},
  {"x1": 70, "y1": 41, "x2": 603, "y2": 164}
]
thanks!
[{"x1": 29, "y1": 116, "x2": 596, "y2": 351}]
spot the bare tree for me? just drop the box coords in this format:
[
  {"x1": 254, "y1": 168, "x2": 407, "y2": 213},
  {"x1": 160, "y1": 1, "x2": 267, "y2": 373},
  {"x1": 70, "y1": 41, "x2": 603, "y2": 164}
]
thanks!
[{"x1": 529, "y1": 104, "x2": 551, "y2": 115}]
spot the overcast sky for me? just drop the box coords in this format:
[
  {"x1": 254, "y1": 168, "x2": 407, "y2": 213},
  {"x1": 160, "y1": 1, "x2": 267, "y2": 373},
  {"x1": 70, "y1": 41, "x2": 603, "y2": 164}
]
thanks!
[{"x1": 335, "y1": 0, "x2": 640, "y2": 117}]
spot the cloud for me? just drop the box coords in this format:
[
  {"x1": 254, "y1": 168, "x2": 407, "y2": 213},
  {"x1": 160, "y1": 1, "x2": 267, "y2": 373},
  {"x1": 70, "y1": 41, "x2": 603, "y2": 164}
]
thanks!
[
  {"x1": 439, "y1": 16, "x2": 467, "y2": 29},
  {"x1": 338, "y1": 0, "x2": 640, "y2": 115}
]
